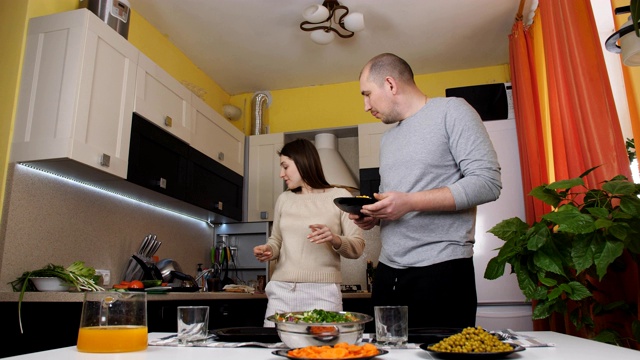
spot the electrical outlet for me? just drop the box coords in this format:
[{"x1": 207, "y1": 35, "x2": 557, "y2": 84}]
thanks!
[{"x1": 95, "y1": 269, "x2": 111, "y2": 286}]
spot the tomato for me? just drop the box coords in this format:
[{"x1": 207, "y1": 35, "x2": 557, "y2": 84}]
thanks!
[
  {"x1": 113, "y1": 284, "x2": 129, "y2": 289},
  {"x1": 128, "y1": 280, "x2": 144, "y2": 289},
  {"x1": 119, "y1": 281, "x2": 131, "y2": 286}
]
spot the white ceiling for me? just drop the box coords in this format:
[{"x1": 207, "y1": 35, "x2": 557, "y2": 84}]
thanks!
[{"x1": 128, "y1": 0, "x2": 530, "y2": 96}]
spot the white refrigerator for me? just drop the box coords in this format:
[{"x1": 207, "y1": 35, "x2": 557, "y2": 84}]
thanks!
[{"x1": 474, "y1": 118, "x2": 533, "y2": 331}]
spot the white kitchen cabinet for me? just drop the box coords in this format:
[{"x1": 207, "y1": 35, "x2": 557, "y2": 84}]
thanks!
[
  {"x1": 191, "y1": 95, "x2": 245, "y2": 176},
  {"x1": 12, "y1": 9, "x2": 139, "y2": 179},
  {"x1": 134, "y1": 52, "x2": 192, "y2": 143},
  {"x1": 244, "y1": 133, "x2": 284, "y2": 222},
  {"x1": 357, "y1": 122, "x2": 395, "y2": 169}
]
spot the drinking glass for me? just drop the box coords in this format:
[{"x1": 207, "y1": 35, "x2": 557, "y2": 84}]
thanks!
[
  {"x1": 177, "y1": 306, "x2": 210, "y2": 344},
  {"x1": 374, "y1": 305, "x2": 408, "y2": 346}
]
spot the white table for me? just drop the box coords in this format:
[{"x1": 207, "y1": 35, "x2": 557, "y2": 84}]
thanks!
[{"x1": 4, "y1": 332, "x2": 639, "y2": 359}]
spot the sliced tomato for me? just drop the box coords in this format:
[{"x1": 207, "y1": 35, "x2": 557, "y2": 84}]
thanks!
[
  {"x1": 119, "y1": 281, "x2": 131, "y2": 286},
  {"x1": 128, "y1": 280, "x2": 144, "y2": 289},
  {"x1": 113, "y1": 284, "x2": 129, "y2": 289}
]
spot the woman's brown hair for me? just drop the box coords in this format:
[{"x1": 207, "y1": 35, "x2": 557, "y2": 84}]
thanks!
[{"x1": 279, "y1": 138, "x2": 331, "y2": 193}]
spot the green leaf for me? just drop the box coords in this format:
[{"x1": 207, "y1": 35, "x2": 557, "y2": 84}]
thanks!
[
  {"x1": 515, "y1": 262, "x2": 538, "y2": 298},
  {"x1": 532, "y1": 300, "x2": 554, "y2": 320},
  {"x1": 527, "y1": 224, "x2": 551, "y2": 251},
  {"x1": 547, "y1": 177, "x2": 585, "y2": 191},
  {"x1": 586, "y1": 207, "x2": 609, "y2": 218},
  {"x1": 530, "y1": 186, "x2": 562, "y2": 207},
  {"x1": 572, "y1": 236, "x2": 594, "y2": 274},
  {"x1": 608, "y1": 223, "x2": 628, "y2": 241},
  {"x1": 620, "y1": 196, "x2": 640, "y2": 217},
  {"x1": 548, "y1": 286, "x2": 563, "y2": 300},
  {"x1": 484, "y1": 257, "x2": 507, "y2": 280},
  {"x1": 593, "y1": 330, "x2": 619, "y2": 345},
  {"x1": 566, "y1": 281, "x2": 592, "y2": 301},
  {"x1": 594, "y1": 240, "x2": 625, "y2": 280},
  {"x1": 538, "y1": 276, "x2": 557, "y2": 287},
  {"x1": 533, "y1": 244, "x2": 565, "y2": 276},
  {"x1": 543, "y1": 207, "x2": 595, "y2": 234},
  {"x1": 487, "y1": 217, "x2": 529, "y2": 241},
  {"x1": 632, "y1": 319, "x2": 640, "y2": 344},
  {"x1": 602, "y1": 179, "x2": 637, "y2": 196}
]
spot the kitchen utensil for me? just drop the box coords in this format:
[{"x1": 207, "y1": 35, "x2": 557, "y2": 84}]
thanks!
[
  {"x1": 123, "y1": 234, "x2": 161, "y2": 281},
  {"x1": 266, "y1": 311, "x2": 372, "y2": 349},
  {"x1": 333, "y1": 197, "x2": 376, "y2": 216},
  {"x1": 131, "y1": 255, "x2": 163, "y2": 280},
  {"x1": 221, "y1": 247, "x2": 235, "y2": 287},
  {"x1": 77, "y1": 291, "x2": 147, "y2": 353},
  {"x1": 156, "y1": 258, "x2": 183, "y2": 283},
  {"x1": 170, "y1": 270, "x2": 199, "y2": 290},
  {"x1": 213, "y1": 327, "x2": 280, "y2": 343}
]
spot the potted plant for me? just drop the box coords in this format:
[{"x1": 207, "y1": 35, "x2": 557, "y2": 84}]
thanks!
[{"x1": 484, "y1": 166, "x2": 640, "y2": 348}]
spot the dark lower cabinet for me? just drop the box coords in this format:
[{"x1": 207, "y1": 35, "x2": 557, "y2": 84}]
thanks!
[
  {"x1": 0, "y1": 298, "x2": 268, "y2": 358},
  {"x1": 147, "y1": 298, "x2": 268, "y2": 332},
  {"x1": 1, "y1": 301, "x2": 83, "y2": 358},
  {"x1": 1, "y1": 296, "x2": 371, "y2": 357}
]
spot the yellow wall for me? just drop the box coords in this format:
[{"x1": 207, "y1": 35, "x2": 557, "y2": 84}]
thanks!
[
  {"x1": 230, "y1": 64, "x2": 511, "y2": 134},
  {"x1": 0, "y1": 0, "x2": 78, "y2": 223}
]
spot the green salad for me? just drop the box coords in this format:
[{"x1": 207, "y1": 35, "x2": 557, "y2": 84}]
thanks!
[{"x1": 273, "y1": 309, "x2": 358, "y2": 323}]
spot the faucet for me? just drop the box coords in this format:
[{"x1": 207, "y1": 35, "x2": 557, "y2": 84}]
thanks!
[{"x1": 194, "y1": 268, "x2": 217, "y2": 292}]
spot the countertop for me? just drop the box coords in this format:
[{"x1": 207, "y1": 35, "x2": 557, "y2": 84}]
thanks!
[
  {"x1": 0, "y1": 291, "x2": 371, "y2": 302},
  {"x1": 3, "y1": 331, "x2": 639, "y2": 359}
]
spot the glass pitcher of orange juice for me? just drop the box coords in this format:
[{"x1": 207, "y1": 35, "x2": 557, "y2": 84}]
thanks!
[{"x1": 77, "y1": 291, "x2": 148, "y2": 353}]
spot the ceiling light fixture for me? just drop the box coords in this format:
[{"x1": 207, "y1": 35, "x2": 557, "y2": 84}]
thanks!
[
  {"x1": 300, "y1": 0, "x2": 365, "y2": 45},
  {"x1": 605, "y1": 5, "x2": 640, "y2": 66}
]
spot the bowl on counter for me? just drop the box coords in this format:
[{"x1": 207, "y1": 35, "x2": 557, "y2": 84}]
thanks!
[
  {"x1": 30, "y1": 277, "x2": 71, "y2": 291},
  {"x1": 266, "y1": 310, "x2": 372, "y2": 348}
]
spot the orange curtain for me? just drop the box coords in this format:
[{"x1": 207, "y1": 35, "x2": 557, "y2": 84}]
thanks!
[
  {"x1": 509, "y1": 20, "x2": 551, "y2": 224},
  {"x1": 539, "y1": 0, "x2": 631, "y2": 184},
  {"x1": 509, "y1": 0, "x2": 639, "y2": 344}
]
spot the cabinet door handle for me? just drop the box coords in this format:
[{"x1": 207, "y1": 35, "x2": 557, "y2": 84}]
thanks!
[
  {"x1": 158, "y1": 178, "x2": 167, "y2": 189},
  {"x1": 100, "y1": 154, "x2": 111, "y2": 168},
  {"x1": 164, "y1": 116, "x2": 173, "y2": 127},
  {"x1": 260, "y1": 211, "x2": 269, "y2": 220},
  {"x1": 215, "y1": 201, "x2": 223, "y2": 210},
  {"x1": 218, "y1": 152, "x2": 224, "y2": 161}
]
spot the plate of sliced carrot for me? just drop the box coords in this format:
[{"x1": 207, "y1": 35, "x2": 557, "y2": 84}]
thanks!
[{"x1": 272, "y1": 342, "x2": 387, "y2": 360}]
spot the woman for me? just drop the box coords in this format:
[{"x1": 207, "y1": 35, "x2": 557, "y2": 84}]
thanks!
[{"x1": 253, "y1": 138, "x2": 365, "y2": 326}]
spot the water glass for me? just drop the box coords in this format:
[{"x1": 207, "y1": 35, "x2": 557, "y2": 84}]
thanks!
[
  {"x1": 374, "y1": 305, "x2": 408, "y2": 346},
  {"x1": 177, "y1": 306, "x2": 210, "y2": 344}
]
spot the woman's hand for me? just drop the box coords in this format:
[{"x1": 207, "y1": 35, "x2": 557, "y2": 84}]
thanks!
[
  {"x1": 308, "y1": 224, "x2": 341, "y2": 249},
  {"x1": 253, "y1": 244, "x2": 273, "y2": 262}
]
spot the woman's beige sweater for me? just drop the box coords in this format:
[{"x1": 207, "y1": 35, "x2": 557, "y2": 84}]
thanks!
[{"x1": 266, "y1": 187, "x2": 365, "y2": 283}]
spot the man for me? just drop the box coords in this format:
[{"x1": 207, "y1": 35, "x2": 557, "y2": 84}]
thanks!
[{"x1": 351, "y1": 53, "x2": 502, "y2": 329}]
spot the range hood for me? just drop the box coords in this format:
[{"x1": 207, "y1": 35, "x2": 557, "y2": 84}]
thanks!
[{"x1": 314, "y1": 133, "x2": 359, "y2": 191}]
